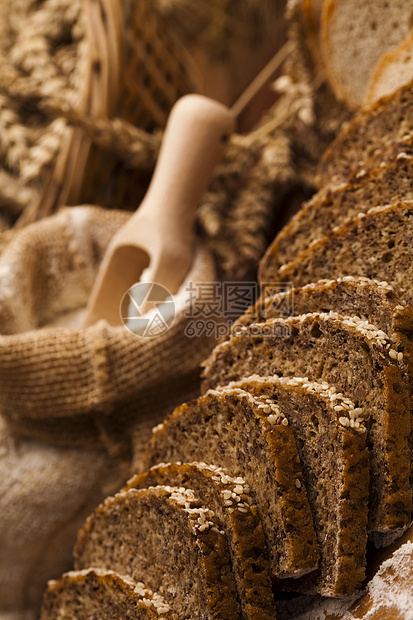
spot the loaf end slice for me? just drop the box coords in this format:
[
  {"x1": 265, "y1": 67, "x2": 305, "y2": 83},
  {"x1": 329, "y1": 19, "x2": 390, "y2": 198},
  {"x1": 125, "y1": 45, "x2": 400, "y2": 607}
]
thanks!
[
  {"x1": 74, "y1": 486, "x2": 242, "y2": 620},
  {"x1": 126, "y1": 462, "x2": 277, "y2": 620},
  {"x1": 40, "y1": 568, "x2": 177, "y2": 619},
  {"x1": 320, "y1": 0, "x2": 411, "y2": 108},
  {"x1": 143, "y1": 389, "x2": 319, "y2": 580}
]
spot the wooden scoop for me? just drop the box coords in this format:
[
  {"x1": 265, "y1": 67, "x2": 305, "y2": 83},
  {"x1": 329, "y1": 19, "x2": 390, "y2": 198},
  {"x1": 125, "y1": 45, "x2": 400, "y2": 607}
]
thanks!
[{"x1": 83, "y1": 94, "x2": 235, "y2": 327}]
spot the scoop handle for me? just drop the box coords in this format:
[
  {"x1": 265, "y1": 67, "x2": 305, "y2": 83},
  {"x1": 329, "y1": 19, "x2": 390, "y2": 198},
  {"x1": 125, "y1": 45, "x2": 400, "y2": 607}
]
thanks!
[{"x1": 122, "y1": 95, "x2": 235, "y2": 245}]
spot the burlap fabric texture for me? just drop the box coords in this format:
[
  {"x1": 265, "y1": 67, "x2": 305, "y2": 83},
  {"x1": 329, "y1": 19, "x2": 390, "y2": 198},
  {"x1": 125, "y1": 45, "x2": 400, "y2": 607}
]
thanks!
[
  {"x1": 0, "y1": 205, "x2": 220, "y2": 465},
  {"x1": 0, "y1": 416, "x2": 122, "y2": 620}
]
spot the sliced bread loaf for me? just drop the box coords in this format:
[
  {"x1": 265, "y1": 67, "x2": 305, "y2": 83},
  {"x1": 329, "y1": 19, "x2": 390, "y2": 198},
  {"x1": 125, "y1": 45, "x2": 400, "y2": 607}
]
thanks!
[
  {"x1": 232, "y1": 278, "x2": 413, "y2": 477},
  {"x1": 316, "y1": 80, "x2": 413, "y2": 187},
  {"x1": 202, "y1": 312, "x2": 412, "y2": 533},
  {"x1": 269, "y1": 201, "x2": 413, "y2": 310},
  {"x1": 142, "y1": 388, "x2": 319, "y2": 580},
  {"x1": 74, "y1": 486, "x2": 242, "y2": 620},
  {"x1": 260, "y1": 151, "x2": 413, "y2": 274},
  {"x1": 40, "y1": 569, "x2": 177, "y2": 619},
  {"x1": 220, "y1": 375, "x2": 369, "y2": 597},
  {"x1": 125, "y1": 462, "x2": 277, "y2": 620},
  {"x1": 365, "y1": 32, "x2": 413, "y2": 107},
  {"x1": 319, "y1": 0, "x2": 412, "y2": 108}
]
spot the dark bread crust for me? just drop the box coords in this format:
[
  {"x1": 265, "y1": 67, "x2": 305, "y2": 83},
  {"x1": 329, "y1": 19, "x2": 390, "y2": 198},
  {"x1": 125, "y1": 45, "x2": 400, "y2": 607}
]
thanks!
[
  {"x1": 74, "y1": 486, "x2": 242, "y2": 620},
  {"x1": 316, "y1": 79, "x2": 413, "y2": 187},
  {"x1": 143, "y1": 389, "x2": 319, "y2": 580},
  {"x1": 125, "y1": 462, "x2": 277, "y2": 620},
  {"x1": 202, "y1": 313, "x2": 412, "y2": 533},
  {"x1": 40, "y1": 569, "x2": 177, "y2": 619},
  {"x1": 260, "y1": 152, "x2": 413, "y2": 274},
  {"x1": 223, "y1": 375, "x2": 369, "y2": 598}
]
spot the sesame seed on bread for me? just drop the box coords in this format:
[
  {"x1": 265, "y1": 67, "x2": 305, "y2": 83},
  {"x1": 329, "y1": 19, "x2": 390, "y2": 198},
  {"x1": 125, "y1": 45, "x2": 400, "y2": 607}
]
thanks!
[
  {"x1": 40, "y1": 569, "x2": 177, "y2": 619},
  {"x1": 143, "y1": 388, "x2": 319, "y2": 580},
  {"x1": 316, "y1": 80, "x2": 413, "y2": 188},
  {"x1": 260, "y1": 150, "x2": 413, "y2": 274},
  {"x1": 270, "y1": 201, "x2": 413, "y2": 310},
  {"x1": 74, "y1": 486, "x2": 242, "y2": 620},
  {"x1": 220, "y1": 374, "x2": 369, "y2": 597},
  {"x1": 125, "y1": 462, "x2": 277, "y2": 620}
]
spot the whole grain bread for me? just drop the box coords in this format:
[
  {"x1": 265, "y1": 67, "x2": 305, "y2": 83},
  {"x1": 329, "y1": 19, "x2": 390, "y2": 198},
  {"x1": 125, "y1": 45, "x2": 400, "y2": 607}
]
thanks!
[
  {"x1": 270, "y1": 201, "x2": 413, "y2": 311},
  {"x1": 40, "y1": 569, "x2": 177, "y2": 619},
  {"x1": 260, "y1": 151, "x2": 413, "y2": 274},
  {"x1": 365, "y1": 32, "x2": 413, "y2": 107},
  {"x1": 74, "y1": 485, "x2": 242, "y2": 620},
  {"x1": 233, "y1": 277, "x2": 413, "y2": 483},
  {"x1": 320, "y1": 0, "x2": 411, "y2": 109},
  {"x1": 125, "y1": 462, "x2": 277, "y2": 620},
  {"x1": 142, "y1": 388, "x2": 319, "y2": 580},
  {"x1": 202, "y1": 312, "x2": 412, "y2": 533},
  {"x1": 235, "y1": 277, "x2": 413, "y2": 343},
  {"x1": 316, "y1": 80, "x2": 413, "y2": 187},
  {"x1": 220, "y1": 375, "x2": 369, "y2": 598}
]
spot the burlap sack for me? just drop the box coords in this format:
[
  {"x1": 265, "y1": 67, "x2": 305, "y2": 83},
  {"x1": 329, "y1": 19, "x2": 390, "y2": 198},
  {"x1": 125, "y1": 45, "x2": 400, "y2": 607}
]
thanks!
[
  {"x1": 0, "y1": 205, "x2": 220, "y2": 464},
  {"x1": 0, "y1": 416, "x2": 122, "y2": 620}
]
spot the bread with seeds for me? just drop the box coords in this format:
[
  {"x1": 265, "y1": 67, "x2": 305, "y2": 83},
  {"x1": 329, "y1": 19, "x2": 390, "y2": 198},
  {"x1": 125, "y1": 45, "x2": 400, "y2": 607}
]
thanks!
[
  {"x1": 202, "y1": 312, "x2": 411, "y2": 533},
  {"x1": 268, "y1": 201, "x2": 413, "y2": 311},
  {"x1": 233, "y1": 277, "x2": 413, "y2": 388},
  {"x1": 143, "y1": 388, "x2": 319, "y2": 580},
  {"x1": 40, "y1": 569, "x2": 177, "y2": 619},
  {"x1": 221, "y1": 375, "x2": 369, "y2": 597},
  {"x1": 260, "y1": 151, "x2": 413, "y2": 274},
  {"x1": 74, "y1": 486, "x2": 242, "y2": 619},
  {"x1": 316, "y1": 80, "x2": 413, "y2": 187},
  {"x1": 125, "y1": 462, "x2": 276, "y2": 620},
  {"x1": 232, "y1": 277, "x2": 413, "y2": 480},
  {"x1": 320, "y1": 0, "x2": 412, "y2": 108}
]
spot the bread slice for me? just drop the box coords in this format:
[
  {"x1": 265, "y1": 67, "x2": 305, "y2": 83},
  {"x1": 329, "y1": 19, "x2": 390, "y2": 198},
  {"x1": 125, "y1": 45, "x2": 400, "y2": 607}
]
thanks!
[
  {"x1": 316, "y1": 80, "x2": 413, "y2": 187},
  {"x1": 270, "y1": 201, "x2": 413, "y2": 310},
  {"x1": 320, "y1": 0, "x2": 412, "y2": 108},
  {"x1": 74, "y1": 486, "x2": 242, "y2": 620},
  {"x1": 202, "y1": 312, "x2": 412, "y2": 533},
  {"x1": 259, "y1": 151, "x2": 413, "y2": 274},
  {"x1": 143, "y1": 388, "x2": 319, "y2": 580},
  {"x1": 125, "y1": 462, "x2": 277, "y2": 620},
  {"x1": 365, "y1": 32, "x2": 413, "y2": 107},
  {"x1": 219, "y1": 375, "x2": 369, "y2": 597},
  {"x1": 40, "y1": 568, "x2": 177, "y2": 619},
  {"x1": 234, "y1": 277, "x2": 413, "y2": 374}
]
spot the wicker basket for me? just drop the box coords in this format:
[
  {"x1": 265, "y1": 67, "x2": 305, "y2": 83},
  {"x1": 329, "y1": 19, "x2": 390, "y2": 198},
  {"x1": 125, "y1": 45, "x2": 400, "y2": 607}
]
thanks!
[{"x1": 35, "y1": 0, "x2": 199, "y2": 220}]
